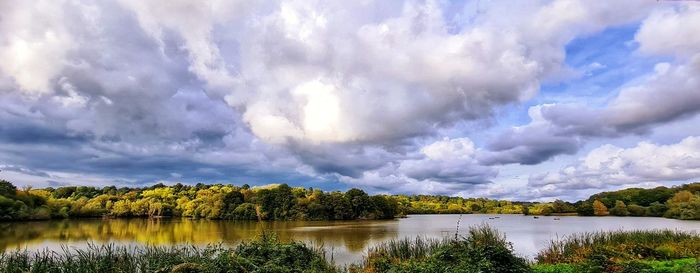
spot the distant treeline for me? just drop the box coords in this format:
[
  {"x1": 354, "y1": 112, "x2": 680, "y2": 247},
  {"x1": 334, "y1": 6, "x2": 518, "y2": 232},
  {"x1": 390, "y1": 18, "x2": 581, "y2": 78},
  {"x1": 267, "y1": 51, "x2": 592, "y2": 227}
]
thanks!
[
  {"x1": 0, "y1": 181, "x2": 398, "y2": 221},
  {"x1": 573, "y1": 183, "x2": 700, "y2": 220},
  {"x1": 1, "y1": 180, "x2": 699, "y2": 221}
]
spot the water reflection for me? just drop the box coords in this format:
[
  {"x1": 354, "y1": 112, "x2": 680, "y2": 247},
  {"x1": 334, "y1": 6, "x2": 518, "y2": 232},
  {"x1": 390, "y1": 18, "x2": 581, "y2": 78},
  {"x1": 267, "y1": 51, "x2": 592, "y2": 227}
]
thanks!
[
  {"x1": 3, "y1": 215, "x2": 700, "y2": 265},
  {"x1": 0, "y1": 218, "x2": 398, "y2": 258}
]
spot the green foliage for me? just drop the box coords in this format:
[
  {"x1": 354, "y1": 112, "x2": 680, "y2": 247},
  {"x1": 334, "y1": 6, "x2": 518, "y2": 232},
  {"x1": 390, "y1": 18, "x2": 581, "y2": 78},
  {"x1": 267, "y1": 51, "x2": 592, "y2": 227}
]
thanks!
[
  {"x1": 647, "y1": 202, "x2": 668, "y2": 217},
  {"x1": 2, "y1": 179, "x2": 700, "y2": 221},
  {"x1": 0, "y1": 180, "x2": 17, "y2": 197},
  {"x1": 575, "y1": 184, "x2": 700, "y2": 220},
  {"x1": 664, "y1": 191, "x2": 700, "y2": 220},
  {"x1": 609, "y1": 200, "x2": 630, "y2": 216},
  {"x1": 532, "y1": 259, "x2": 700, "y2": 273},
  {"x1": 536, "y1": 229, "x2": 700, "y2": 264},
  {"x1": 0, "y1": 181, "x2": 402, "y2": 221},
  {"x1": 627, "y1": 204, "x2": 647, "y2": 216},
  {"x1": 0, "y1": 235, "x2": 339, "y2": 273},
  {"x1": 353, "y1": 225, "x2": 529, "y2": 273},
  {"x1": 535, "y1": 229, "x2": 700, "y2": 272},
  {"x1": 346, "y1": 188, "x2": 372, "y2": 218},
  {"x1": 231, "y1": 203, "x2": 258, "y2": 220},
  {"x1": 576, "y1": 201, "x2": 595, "y2": 216},
  {"x1": 233, "y1": 232, "x2": 337, "y2": 272},
  {"x1": 531, "y1": 263, "x2": 579, "y2": 273}
]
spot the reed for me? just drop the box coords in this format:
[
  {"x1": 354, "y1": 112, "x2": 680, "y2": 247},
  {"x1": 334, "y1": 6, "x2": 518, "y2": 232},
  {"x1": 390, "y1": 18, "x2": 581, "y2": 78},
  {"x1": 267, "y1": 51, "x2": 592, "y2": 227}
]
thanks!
[
  {"x1": 0, "y1": 234, "x2": 338, "y2": 273},
  {"x1": 352, "y1": 225, "x2": 529, "y2": 273},
  {"x1": 536, "y1": 229, "x2": 700, "y2": 264}
]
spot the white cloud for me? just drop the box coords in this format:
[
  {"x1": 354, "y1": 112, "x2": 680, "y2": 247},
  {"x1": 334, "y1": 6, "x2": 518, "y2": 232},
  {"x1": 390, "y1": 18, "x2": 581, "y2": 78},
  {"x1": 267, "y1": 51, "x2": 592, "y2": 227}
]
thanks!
[
  {"x1": 421, "y1": 137, "x2": 475, "y2": 160},
  {"x1": 636, "y1": 5, "x2": 700, "y2": 58},
  {"x1": 530, "y1": 136, "x2": 700, "y2": 189},
  {"x1": 0, "y1": 0, "x2": 76, "y2": 94}
]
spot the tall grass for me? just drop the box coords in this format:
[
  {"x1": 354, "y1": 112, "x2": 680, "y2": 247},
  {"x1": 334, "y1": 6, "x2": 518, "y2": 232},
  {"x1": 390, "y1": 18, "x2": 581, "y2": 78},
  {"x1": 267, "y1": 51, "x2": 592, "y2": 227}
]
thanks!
[
  {"x1": 5, "y1": 227, "x2": 700, "y2": 273},
  {"x1": 351, "y1": 225, "x2": 529, "y2": 273},
  {"x1": 536, "y1": 229, "x2": 700, "y2": 264},
  {"x1": 0, "y1": 233, "x2": 338, "y2": 273}
]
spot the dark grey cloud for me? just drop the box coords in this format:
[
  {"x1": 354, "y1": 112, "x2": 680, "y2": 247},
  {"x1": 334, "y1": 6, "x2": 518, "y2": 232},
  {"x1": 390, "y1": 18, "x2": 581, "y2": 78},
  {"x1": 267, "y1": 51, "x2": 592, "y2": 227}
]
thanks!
[
  {"x1": 399, "y1": 160, "x2": 496, "y2": 184},
  {"x1": 290, "y1": 143, "x2": 396, "y2": 178},
  {"x1": 478, "y1": 122, "x2": 582, "y2": 165}
]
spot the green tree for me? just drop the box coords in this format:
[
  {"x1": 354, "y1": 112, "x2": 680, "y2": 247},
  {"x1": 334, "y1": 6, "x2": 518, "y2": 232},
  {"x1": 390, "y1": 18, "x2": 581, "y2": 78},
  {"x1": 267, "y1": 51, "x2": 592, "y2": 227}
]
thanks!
[
  {"x1": 256, "y1": 184, "x2": 296, "y2": 220},
  {"x1": 627, "y1": 204, "x2": 646, "y2": 216},
  {"x1": 551, "y1": 200, "x2": 576, "y2": 213},
  {"x1": 609, "y1": 200, "x2": 630, "y2": 216},
  {"x1": 232, "y1": 203, "x2": 258, "y2": 220},
  {"x1": 221, "y1": 190, "x2": 244, "y2": 219},
  {"x1": 370, "y1": 195, "x2": 398, "y2": 219},
  {"x1": 0, "y1": 180, "x2": 17, "y2": 197},
  {"x1": 576, "y1": 201, "x2": 594, "y2": 216},
  {"x1": 345, "y1": 188, "x2": 371, "y2": 218},
  {"x1": 665, "y1": 191, "x2": 700, "y2": 220},
  {"x1": 647, "y1": 201, "x2": 667, "y2": 217}
]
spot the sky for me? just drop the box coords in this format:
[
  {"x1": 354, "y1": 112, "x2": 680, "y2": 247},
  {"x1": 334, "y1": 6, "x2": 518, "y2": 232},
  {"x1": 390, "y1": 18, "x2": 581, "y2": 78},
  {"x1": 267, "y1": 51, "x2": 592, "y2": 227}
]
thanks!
[{"x1": 1, "y1": 0, "x2": 700, "y2": 201}]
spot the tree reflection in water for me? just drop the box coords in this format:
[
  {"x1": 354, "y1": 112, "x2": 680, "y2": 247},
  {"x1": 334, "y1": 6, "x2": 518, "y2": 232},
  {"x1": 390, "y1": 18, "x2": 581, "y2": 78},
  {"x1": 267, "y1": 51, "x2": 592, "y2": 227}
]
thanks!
[{"x1": 0, "y1": 218, "x2": 397, "y2": 257}]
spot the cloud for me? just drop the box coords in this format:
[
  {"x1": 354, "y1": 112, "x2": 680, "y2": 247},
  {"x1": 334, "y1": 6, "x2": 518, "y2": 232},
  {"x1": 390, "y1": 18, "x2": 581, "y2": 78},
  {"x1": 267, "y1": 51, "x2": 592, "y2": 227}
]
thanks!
[
  {"x1": 223, "y1": 0, "x2": 549, "y2": 145},
  {"x1": 478, "y1": 105, "x2": 582, "y2": 165},
  {"x1": 636, "y1": 5, "x2": 700, "y2": 58},
  {"x1": 529, "y1": 136, "x2": 700, "y2": 190},
  {"x1": 0, "y1": 0, "x2": 697, "y2": 199},
  {"x1": 338, "y1": 137, "x2": 497, "y2": 195},
  {"x1": 483, "y1": 4, "x2": 700, "y2": 165},
  {"x1": 0, "y1": 0, "x2": 76, "y2": 94}
]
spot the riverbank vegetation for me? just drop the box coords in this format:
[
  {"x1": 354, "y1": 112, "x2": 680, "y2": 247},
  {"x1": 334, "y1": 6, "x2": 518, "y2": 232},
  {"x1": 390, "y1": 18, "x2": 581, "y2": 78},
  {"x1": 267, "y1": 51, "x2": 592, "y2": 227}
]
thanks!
[
  {"x1": 533, "y1": 229, "x2": 700, "y2": 273},
  {"x1": 3, "y1": 227, "x2": 698, "y2": 273},
  {"x1": 0, "y1": 232, "x2": 338, "y2": 273},
  {"x1": 2, "y1": 179, "x2": 700, "y2": 221},
  {"x1": 573, "y1": 183, "x2": 700, "y2": 220},
  {"x1": 349, "y1": 225, "x2": 530, "y2": 273}
]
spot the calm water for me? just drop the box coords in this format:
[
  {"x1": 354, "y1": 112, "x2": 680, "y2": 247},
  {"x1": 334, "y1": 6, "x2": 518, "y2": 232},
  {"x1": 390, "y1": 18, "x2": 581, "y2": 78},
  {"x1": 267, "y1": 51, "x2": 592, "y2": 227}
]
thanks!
[{"x1": 2, "y1": 214, "x2": 700, "y2": 265}]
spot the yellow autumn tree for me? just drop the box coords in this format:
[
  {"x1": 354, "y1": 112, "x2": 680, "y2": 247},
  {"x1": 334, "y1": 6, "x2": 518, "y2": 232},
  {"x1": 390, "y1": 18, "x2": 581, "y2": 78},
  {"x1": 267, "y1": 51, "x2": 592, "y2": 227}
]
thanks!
[{"x1": 593, "y1": 200, "x2": 609, "y2": 216}]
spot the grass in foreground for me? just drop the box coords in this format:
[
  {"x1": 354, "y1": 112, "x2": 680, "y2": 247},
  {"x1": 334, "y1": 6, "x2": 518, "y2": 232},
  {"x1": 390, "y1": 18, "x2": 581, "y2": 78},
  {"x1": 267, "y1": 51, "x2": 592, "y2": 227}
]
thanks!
[
  {"x1": 349, "y1": 225, "x2": 530, "y2": 273},
  {"x1": 532, "y1": 258, "x2": 699, "y2": 273},
  {"x1": 536, "y1": 229, "x2": 700, "y2": 264},
  {"x1": 536, "y1": 229, "x2": 700, "y2": 273},
  {"x1": 0, "y1": 232, "x2": 338, "y2": 273}
]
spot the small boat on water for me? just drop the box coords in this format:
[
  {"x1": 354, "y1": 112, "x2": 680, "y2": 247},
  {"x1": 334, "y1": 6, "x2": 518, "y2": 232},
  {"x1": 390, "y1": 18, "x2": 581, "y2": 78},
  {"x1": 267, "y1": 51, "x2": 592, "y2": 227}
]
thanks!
[
  {"x1": 553, "y1": 217, "x2": 561, "y2": 220},
  {"x1": 533, "y1": 216, "x2": 539, "y2": 219}
]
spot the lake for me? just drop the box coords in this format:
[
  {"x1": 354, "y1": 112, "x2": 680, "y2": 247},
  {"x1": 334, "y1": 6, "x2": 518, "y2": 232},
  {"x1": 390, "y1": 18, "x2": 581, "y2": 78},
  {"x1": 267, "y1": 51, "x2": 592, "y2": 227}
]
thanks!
[{"x1": 2, "y1": 214, "x2": 700, "y2": 265}]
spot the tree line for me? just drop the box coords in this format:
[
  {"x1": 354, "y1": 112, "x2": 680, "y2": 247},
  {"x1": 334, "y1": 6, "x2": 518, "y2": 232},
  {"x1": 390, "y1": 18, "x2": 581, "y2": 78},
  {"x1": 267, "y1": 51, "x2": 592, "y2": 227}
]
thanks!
[
  {"x1": 0, "y1": 181, "x2": 398, "y2": 221},
  {"x1": 573, "y1": 183, "x2": 700, "y2": 219},
  {"x1": 1, "y1": 179, "x2": 699, "y2": 221}
]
